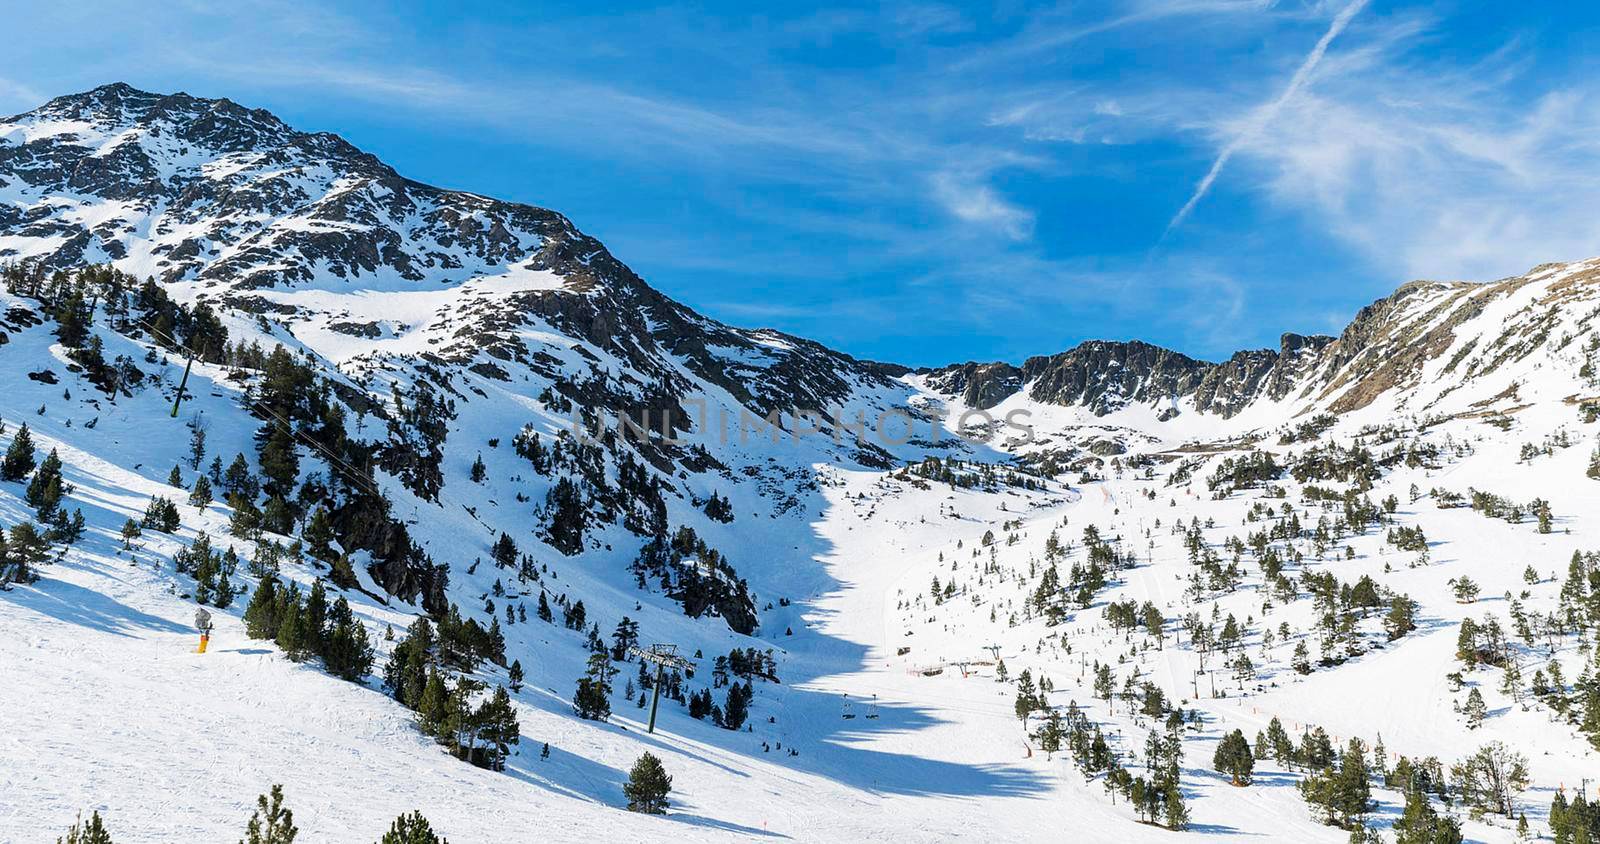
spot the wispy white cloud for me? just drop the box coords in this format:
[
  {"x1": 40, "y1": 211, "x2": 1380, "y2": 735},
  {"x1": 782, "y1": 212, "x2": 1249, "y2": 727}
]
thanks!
[
  {"x1": 930, "y1": 171, "x2": 1035, "y2": 240},
  {"x1": 1214, "y1": 16, "x2": 1600, "y2": 281},
  {"x1": 952, "y1": 0, "x2": 1276, "y2": 72},
  {"x1": 0, "y1": 77, "x2": 45, "y2": 112},
  {"x1": 1163, "y1": 0, "x2": 1370, "y2": 236}
]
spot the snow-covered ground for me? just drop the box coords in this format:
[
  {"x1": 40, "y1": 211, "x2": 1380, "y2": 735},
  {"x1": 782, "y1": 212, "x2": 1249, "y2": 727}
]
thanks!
[
  {"x1": 7, "y1": 369, "x2": 1597, "y2": 841},
  {"x1": 4, "y1": 84, "x2": 1600, "y2": 843}
]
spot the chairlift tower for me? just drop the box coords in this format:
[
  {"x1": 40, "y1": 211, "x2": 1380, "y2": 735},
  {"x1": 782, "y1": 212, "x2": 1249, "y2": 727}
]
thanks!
[
  {"x1": 629, "y1": 643, "x2": 696, "y2": 734},
  {"x1": 170, "y1": 345, "x2": 197, "y2": 418}
]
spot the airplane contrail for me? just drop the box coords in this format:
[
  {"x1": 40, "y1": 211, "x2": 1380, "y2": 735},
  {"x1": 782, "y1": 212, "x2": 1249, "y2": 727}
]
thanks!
[{"x1": 1163, "y1": 0, "x2": 1370, "y2": 237}]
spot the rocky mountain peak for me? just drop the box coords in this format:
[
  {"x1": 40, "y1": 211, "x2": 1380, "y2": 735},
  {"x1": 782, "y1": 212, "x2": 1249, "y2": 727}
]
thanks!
[{"x1": 23, "y1": 82, "x2": 302, "y2": 150}]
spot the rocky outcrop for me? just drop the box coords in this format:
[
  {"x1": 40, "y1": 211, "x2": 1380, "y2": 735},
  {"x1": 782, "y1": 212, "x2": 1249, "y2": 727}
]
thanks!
[
  {"x1": 923, "y1": 362, "x2": 1023, "y2": 410},
  {"x1": 919, "y1": 332, "x2": 1338, "y2": 420},
  {"x1": 1021, "y1": 340, "x2": 1209, "y2": 414}
]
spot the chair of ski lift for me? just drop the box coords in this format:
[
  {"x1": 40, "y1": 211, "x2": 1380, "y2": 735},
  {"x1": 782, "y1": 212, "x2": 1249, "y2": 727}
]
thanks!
[
  {"x1": 841, "y1": 694, "x2": 856, "y2": 719},
  {"x1": 865, "y1": 694, "x2": 879, "y2": 719}
]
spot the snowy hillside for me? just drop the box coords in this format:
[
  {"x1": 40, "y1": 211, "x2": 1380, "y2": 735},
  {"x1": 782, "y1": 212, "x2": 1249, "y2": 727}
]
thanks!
[{"x1": 3, "y1": 84, "x2": 1600, "y2": 844}]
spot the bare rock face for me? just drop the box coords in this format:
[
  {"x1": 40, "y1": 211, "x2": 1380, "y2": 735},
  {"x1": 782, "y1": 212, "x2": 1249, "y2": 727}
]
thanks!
[
  {"x1": 923, "y1": 362, "x2": 1023, "y2": 410},
  {"x1": 923, "y1": 333, "x2": 1343, "y2": 421},
  {"x1": 1021, "y1": 340, "x2": 1210, "y2": 415},
  {"x1": 1191, "y1": 333, "x2": 1335, "y2": 416}
]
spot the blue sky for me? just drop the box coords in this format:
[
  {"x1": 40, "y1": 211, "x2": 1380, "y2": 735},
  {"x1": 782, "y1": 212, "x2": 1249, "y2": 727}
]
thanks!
[{"x1": 5, "y1": 1, "x2": 1600, "y2": 366}]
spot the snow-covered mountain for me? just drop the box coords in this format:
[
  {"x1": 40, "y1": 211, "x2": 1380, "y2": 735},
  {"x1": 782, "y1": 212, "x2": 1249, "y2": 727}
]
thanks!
[{"x1": 3, "y1": 84, "x2": 1600, "y2": 843}]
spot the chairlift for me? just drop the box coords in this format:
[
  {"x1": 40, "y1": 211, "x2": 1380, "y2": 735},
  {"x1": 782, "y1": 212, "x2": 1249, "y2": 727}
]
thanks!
[
  {"x1": 865, "y1": 694, "x2": 879, "y2": 719},
  {"x1": 841, "y1": 694, "x2": 856, "y2": 720}
]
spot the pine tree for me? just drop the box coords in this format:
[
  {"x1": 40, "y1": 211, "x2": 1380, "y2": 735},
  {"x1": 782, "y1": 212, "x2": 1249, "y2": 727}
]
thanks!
[
  {"x1": 1335, "y1": 739, "x2": 1372, "y2": 827},
  {"x1": 704, "y1": 490, "x2": 734, "y2": 523},
  {"x1": 167, "y1": 464, "x2": 184, "y2": 487},
  {"x1": 623, "y1": 752, "x2": 673, "y2": 814},
  {"x1": 491, "y1": 532, "x2": 517, "y2": 569},
  {"x1": 441, "y1": 677, "x2": 484, "y2": 762},
  {"x1": 275, "y1": 595, "x2": 310, "y2": 662},
  {"x1": 303, "y1": 580, "x2": 329, "y2": 654},
  {"x1": 1036, "y1": 708, "x2": 1064, "y2": 757},
  {"x1": 302, "y1": 508, "x2": 335, "y2": 561},
  {"x1": 27, "y1": 449, "x2": 67, "y2": 519},
  {"x1": 1385, "y1": 595, "x2": 1417, "y2": 641},
  {"x1": 1014, "y1": 669, "x2": 1038, "y2": 725},
  {"x1": 1302, "y1": 727, "x2": 1335, "y2": 770},
  {"x1": 138, "y1": 491, "x2": 180, "y2": 533},
  {"x1": 119, "y1": 518, "x2": 141, "y2": 549},
  {"x1": 54, "y1": 509, "x2": 86, "y2": 545},
  {"x1": 1162, "y1": 781, "x2": 1189, "y2": 830},
  {"x1": 54, "y1": 289, "x2": 89, "y2": 348},
  {"x1": 508, "y1": 660, "x2": 524, "y2": 693},
  {"x1": 536, "y1": 591, "x2": 553, "y2": 623},
  {"x1": 689, "y1": 688, "x2": 713, "y2": 720},
  {"x1": 474, "y1": 686, "x2": 520, "y2": 771},
  {"x1": 1582, "y1": 688, "x2": 1600, "y2": 751},
  {"x1": 1266, "y1": 716, "x2": 1295, "y2": 766},
  {"x1": 544, "y1": 477, "x2": 586, "y2": 555},
  {"x1": 2, "y1": 423, "x2": 37, "y2": 481},
  {"x1": 1293, "y1": 641, "x2": 1312, "y2": 674},
  {"x1": 418, "y1": 669, "x2": 449, "y2": 736},
  {"x1": 188, "y1": 423, "x2": 207, "y2": 470},
  {"x1": 55, "y1": 810, "x2": 114, "y2": 844},
  {"x1": 190, "y1": 475, "x2": 214, "y2": 508},
  {"x1": 723, "y1": 681, "x2": 752, "y2": 731},
  {"x1": 1301, "y1": 764, "x2": 1341, "y2": 826},
  {"x1": 258, "y1": 422, "x2": 299, "y2": 499},
  {"x1": 1213, "y1": 728, "x2": 1254, "y2": 785},
  {"x1": 469, "y1": 454, "x2": 486, "y2": 484},
  {"x1": 326, "y1": 614, "x2": 375, "y2": 682},
  {"x1": 214, "y1": 552, "x2": 236, "y2": 609},
  {"x1": 240, "y1": 785, "x2": 297, "y2": 844},
  {"x1": 1392, "y1": 785, "x2": 1462, "y2": 844},
  {"x1": 224, "y1": 453, "x2": 260, "y2": 502},
  {"x1": 384, "y1": 619, "x2": 435, "y2": 709},
  {"x1": 6, "y1": 521, "x2": 50, "y2": 584},
  {"x1": 244, "y1": 576, "x2": 281, "y2": 639},
  {"x1": 573, "y1": 649, "x2": 613, "y2": 721},
  {"x1": 1464, "y1": 688, "x2": 1487, "y2": 729},
  {"x1": 378, "y1": 812, "x2": 448, "y2": 844}
]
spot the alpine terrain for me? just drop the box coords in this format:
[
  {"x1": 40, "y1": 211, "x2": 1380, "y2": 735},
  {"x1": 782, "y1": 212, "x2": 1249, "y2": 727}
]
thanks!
[{"x1": 3, "y1": 84, "x2": 1600, "y2": 843}]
